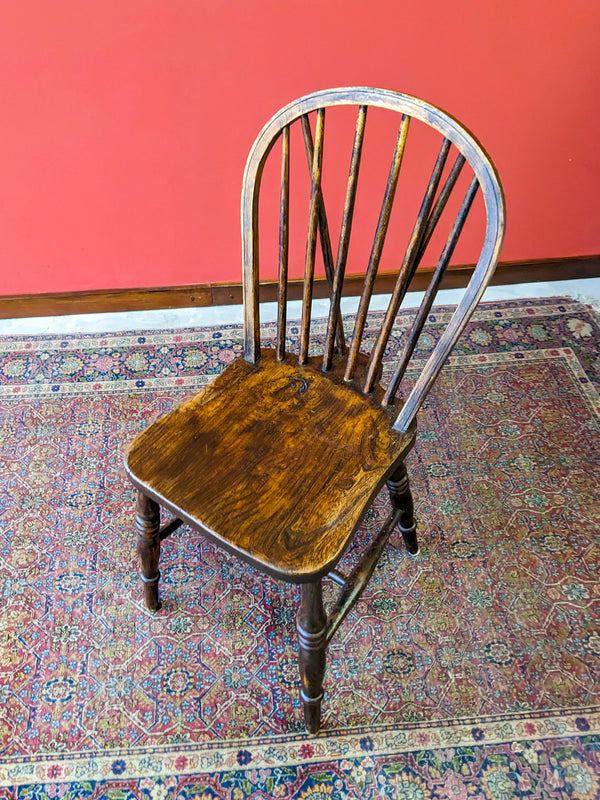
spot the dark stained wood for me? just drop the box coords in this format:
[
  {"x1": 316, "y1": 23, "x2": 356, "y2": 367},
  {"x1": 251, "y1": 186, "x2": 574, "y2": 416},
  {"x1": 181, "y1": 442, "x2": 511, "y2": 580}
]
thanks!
[
  {"x1": 159, "y1": 517, "x2": 184, "y2": 541},
  {"x1": 326, "y1": 568, "x2": 347, "y2": 587},
  {"x1": 1, "y1": 255, "x2": 598, "y2": 319},
  {"x1": 344, "y1": 115, "x2": 410, "y2": 382},
  {"x1": 135, "y1": 491, "x2": 161, "y2": 612},
  {"x1": 297, "y1": 580, "x2": 328, "y2": 733},
  {"x1": 416, "y1": 153, "x2": 466, "y2": 260},
  {"x1": 386, "y1": 462, "x2": 418, "y2": 554},
  {"x1": 0, "y1": 285, "x2": 216, "y2": 318},
  {"x1": 301, "y1": 115, "x2": 346, "y2": 356},
  {"x1": 277, "y1": 125, "x2": 290, "y2": 361},
  {"x1": 300, "y1": 109, "x2": 325, "y2": 365},
  {"x1": 384, "y1": 176, "x2": 480, "y2": 405},
  {"x1": 364, "y1": 138, "x2": 451, "y2": 393},
  {"x1": 326, "y1": 507, "x2": 401, "y2": 644},
  {"x1": 125, "y1": 87, "x2": 508, "y2": 733},
  {"x1": 126, "y1": 350, "x2": 416, "y2": 582},
  {"x1": 323, "y1": 105, "x2": 367, "y2": 372}
]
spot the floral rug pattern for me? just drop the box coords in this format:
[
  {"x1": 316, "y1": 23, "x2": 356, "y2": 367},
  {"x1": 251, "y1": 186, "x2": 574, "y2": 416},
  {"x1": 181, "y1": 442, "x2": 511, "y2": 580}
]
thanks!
[{"x1": 0, "y1": 298, "x2": 599, "y2": 798}]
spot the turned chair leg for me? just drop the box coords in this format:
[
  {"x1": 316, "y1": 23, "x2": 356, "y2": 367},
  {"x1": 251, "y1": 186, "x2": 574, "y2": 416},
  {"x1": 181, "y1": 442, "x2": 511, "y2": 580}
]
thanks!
[
  {"x1": 387, "y1": 462, "x2": 419, "y2": 555},
  {"x1": 135, "y1": 491, "x2": 162, "y2": 612},
  {"x1": 297, "y1": 580, "x2": 328, "y2": 734}
]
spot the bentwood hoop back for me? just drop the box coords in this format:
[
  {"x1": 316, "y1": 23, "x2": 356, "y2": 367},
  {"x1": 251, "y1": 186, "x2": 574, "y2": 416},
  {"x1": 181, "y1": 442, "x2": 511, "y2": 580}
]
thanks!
[
  {"x1": 126, "y1": 87, "x2": 505, "y2": 734},
  {"x1": 241, "y1": 87, "x2": 505, "y2": 432}
]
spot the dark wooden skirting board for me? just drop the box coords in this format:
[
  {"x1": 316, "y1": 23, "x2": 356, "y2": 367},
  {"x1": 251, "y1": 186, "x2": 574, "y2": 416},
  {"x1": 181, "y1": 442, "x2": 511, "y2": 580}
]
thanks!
[{"x1": 1, "y1": 255, "x2": 598, "y2": 320}]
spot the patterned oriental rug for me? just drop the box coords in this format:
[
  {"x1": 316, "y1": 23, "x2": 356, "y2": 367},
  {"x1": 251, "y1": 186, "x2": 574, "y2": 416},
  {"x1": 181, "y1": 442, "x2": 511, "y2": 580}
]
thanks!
[{"x1": 0, "y1": 297, "x2": 599, "y2": 799}]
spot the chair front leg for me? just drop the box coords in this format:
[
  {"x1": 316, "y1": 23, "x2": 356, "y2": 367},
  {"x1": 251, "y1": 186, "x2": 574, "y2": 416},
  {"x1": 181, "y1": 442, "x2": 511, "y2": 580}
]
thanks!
[
  {"x1": 135, "y1": 491, "x2": 162, "y2": 612},
  {"x1": 387, "y1": 462, "x2": 419, "y2": 554},
  {"x1": 297, "y1": 580, "x2": 327, "y2": 734}
]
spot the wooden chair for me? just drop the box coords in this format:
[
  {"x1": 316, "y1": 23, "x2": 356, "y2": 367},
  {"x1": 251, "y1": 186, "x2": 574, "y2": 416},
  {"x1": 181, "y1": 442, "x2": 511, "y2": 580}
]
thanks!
[{"x1": 125, "y1": 87, "x2": 505, "y2": 733}]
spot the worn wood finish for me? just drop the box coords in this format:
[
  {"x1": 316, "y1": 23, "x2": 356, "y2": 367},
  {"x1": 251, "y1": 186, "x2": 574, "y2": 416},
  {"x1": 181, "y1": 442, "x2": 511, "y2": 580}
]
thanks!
[
  {"x1": 300, "y1": 109, "x2": 326, "y2": 365},
  {"x1": 301, "y1": 115, "x2": 347, "y2": 356},
  {"x1": 326, "y1": 569, "x2": 347, "y2": 587},
  {"x1": 384, "y1": 176, "x2": 480, "y2": 404},
  {"x1": 364, "y1": 138, "x2": 451, "y2": 393},
  {"x1": 297, "y1": 580, "x2": 328, "y2": 733},
  {"x1": 344, "y1": 115, "x2": 410, "y2": 382},
  {"x1": 241, "y1": 87, "x2": 505, "y2": 431},
  {"x1": 326, "y1": 507, "x2": 401, "y2": 644},
  {"x1": 127, "y1": 87, "x2": 506, "y2": 733},
  {"x1": 159, "y1": 517, "x2": 184, "y2": 541},
  {"x1": 135, "y1": 492, "x2": 161, "y2": 612},
  {"x1": 386, "y1": 462, "x2": 418, "y2": 554},
  {"x1": 417, "y1": 153, "x2": 466, "y2": 259},
  {"x1": 323, "y1": 105, "x2": 367, "y2": 372},
  {"x1": 126, "y1": 350, "x2": 416, "y2": 581},
  {"x1": 276, "y1": 125, "x2": 290, "y2": 361}
]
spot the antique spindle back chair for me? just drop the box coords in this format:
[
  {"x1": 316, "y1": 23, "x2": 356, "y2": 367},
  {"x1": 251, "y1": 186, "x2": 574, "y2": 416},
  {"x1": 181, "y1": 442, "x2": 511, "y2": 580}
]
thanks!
[{"x1": 126, "y1": 87, "x2": 505, "y2": 733}]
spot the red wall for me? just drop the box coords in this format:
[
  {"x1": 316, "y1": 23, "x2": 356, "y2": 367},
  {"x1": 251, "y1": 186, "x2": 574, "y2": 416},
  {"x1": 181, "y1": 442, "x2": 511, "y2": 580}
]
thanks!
[{"x1": 0, "y1": 0, "x2": 598, "y2": 296}]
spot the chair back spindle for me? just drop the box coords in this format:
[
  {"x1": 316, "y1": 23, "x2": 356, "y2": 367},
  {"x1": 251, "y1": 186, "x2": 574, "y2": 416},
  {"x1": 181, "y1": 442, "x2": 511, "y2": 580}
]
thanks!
[
  {"x1": 363, "y1": 136, "x2": 452, "y2": 393},
  {"x1": 322, "y1": 104, "x2": 367, "y2": 372},
  {"x1": 300, "y1": 115, "x2": 347, "y2": 357},
  {"x1": 299, "y1": 108, "x2": 326, "y2": 365},
  {"x1": 344, "y1": 114, "x2": 410, "y2": 383},
  {"x1": 276, "y1": 125, "x2": 290, "y2": 362},
  {"x1": 241, "y1": 88, "x2": 505, "y2": 432},
  {"x1": 383, "y1": 174, "x2": 480, "y2": 405}
]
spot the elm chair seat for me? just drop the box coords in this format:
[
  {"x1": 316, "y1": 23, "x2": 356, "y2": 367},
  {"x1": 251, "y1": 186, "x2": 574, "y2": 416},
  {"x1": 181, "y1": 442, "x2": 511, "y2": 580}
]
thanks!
[
  {"x1": 125, "y1": 86, "x2": 505, "y2": 733},
  {"x1": 127, "y1": 351, "x2": 415, "y2": 580}
]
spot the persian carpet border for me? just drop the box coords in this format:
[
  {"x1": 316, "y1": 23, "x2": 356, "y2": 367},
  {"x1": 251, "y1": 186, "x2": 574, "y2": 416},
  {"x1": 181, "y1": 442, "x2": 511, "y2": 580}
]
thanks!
[{"x1": 2, "y1": 707, "x2": 599, "y2": 786}]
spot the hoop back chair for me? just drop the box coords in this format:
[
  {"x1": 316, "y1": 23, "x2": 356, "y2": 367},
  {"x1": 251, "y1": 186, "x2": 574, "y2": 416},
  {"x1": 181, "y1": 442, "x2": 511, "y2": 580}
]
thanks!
[{"x1": 125, "y1": 87, "x2": 505, "y2": 733}]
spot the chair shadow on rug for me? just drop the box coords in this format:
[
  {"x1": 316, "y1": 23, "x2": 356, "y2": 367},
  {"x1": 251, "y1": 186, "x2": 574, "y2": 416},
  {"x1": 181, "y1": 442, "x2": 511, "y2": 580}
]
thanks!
[{"x1": 125, "y1": 87, "x2": 505, "y2": 733}]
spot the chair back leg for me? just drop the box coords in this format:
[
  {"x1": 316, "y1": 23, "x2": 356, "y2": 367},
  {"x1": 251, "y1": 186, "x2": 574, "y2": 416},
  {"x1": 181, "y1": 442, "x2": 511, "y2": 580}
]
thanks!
[{"x1": 387, "y1": 463, "x2": 419, "y2": 555}]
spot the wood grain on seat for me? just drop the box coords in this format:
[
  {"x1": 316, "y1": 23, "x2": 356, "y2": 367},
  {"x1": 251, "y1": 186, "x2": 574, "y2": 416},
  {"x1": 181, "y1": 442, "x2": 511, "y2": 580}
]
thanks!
[{"x1": 126, "y1": 349, "x2": 416, "y2": 581}]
